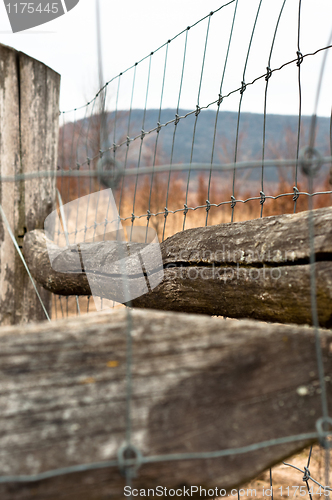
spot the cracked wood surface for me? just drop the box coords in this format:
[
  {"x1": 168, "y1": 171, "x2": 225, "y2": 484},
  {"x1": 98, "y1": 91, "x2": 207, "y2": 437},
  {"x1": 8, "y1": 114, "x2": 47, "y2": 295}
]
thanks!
[
  {"x1": 23, "y1": 207, "x2": 332, "y2": 326},
  {"x1": 0, "y1": 43, "x2": 60, "y2": 325},
  {"x1": 0, "y1": 309, "x2": 331, "y2": 499}
]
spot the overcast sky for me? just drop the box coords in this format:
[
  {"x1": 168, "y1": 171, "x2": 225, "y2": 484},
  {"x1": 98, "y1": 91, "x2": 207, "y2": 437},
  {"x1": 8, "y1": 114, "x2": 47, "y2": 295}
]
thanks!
[{"x1": 0, "y1": 0, "x2": 331, "y2": 119}]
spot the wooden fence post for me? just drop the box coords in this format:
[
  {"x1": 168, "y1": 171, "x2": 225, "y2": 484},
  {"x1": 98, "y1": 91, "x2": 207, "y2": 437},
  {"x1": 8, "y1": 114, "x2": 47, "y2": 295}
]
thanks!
[{"x1": 0, "y1": 43, "x2": 60, "y2": 325}]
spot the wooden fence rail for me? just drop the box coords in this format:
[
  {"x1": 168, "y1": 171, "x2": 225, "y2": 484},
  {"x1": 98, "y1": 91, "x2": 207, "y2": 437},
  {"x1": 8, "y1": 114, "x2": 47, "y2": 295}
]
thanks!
[
  {"x1": 0, "y1": 309, "x2": 330, "y2": 499},
  {"x1": 23, "y1": 206, "x2": 332, "y2": 326}
]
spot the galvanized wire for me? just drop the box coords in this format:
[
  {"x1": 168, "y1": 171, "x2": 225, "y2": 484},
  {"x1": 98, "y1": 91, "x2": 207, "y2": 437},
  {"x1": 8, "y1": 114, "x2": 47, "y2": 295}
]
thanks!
[
  {"x1": 58, "y1": 43, "x2": 332, "y2": 172},
  {"x1": 260, "y1": 0, "x2": 287, "y2": 218},
  {"x1": 0, "y1": 0, "x2": 332, "y2": 492}
]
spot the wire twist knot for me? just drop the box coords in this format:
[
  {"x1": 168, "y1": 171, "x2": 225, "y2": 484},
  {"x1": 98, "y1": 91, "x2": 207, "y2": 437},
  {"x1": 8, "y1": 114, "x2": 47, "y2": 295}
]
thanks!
[
  {"x1": 195, "y1": 105, "x2": 201, "y2": 117},
  {"x1": 240, "y1": 81, "x2": 246, "y2": 95},
  {"x1": 260, "y1": 191, "x2": 266, "y2": 205},
  {"x1": 296, "y1": 50, "x2": 303, "y2": 67},
  {"x1": 231, "y1": 195, "x2": 236, "y2": 209},
  {"x1": 293, "y1": 186, "x2": 299, "y2": 201},
  {"x1": 302, "y1": 466, "x2": 310, "y2": 482},
  {"x1": 265, "y1": 66, "x2": 272, "y2": 81},
  {"x1": 183, "y1": 203, "x2": 189, "y2": 215}
]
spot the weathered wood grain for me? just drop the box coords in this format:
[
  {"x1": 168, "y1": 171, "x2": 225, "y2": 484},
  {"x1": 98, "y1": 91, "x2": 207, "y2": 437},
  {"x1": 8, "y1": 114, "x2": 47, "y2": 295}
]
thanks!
[
  {"x1": 23, "y1": 207, "x2": 332, "y2": 326},
  {"x1": 0, "y1": 43, "x2": 60, "y2": 325},
  {"x1": 0, "y1": 309, "x2": 330, "y2": 499}
]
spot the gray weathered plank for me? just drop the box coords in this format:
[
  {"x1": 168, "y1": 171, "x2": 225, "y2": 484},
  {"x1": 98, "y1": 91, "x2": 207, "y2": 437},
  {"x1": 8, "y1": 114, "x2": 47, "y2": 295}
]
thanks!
[
  {"x1": 0, "y1": 309, "x2": 330, "y2": 499},
  {"x1": 0, "y1": 43, "x2": 60, "y2": 325},
  {"x1": 0, "y1": 44, "x2": 20, "y2": 326}
]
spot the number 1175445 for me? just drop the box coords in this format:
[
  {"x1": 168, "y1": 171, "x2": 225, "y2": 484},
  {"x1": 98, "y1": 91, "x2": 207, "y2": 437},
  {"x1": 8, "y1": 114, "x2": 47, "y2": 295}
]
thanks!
[
  {"x1": 279, "y1": 486, "x2": 331, "y2": 496},
  {"x1": 6, "y1": 2, "x2": 59, "y2": 14}
]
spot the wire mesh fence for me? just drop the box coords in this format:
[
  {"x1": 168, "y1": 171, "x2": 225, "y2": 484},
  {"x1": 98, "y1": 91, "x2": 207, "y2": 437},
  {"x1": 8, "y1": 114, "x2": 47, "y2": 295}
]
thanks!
[{"x1": 0, "y1": 0, "x2": 332, "y2": 497}]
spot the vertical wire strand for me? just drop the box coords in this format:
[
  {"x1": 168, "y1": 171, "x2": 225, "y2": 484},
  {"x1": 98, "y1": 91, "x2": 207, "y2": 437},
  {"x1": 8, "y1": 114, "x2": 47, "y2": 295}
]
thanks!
[
  {"x1": 162, "y1": 29, "x2": 189, "y2": 242},
  {"x1": 58, "y1": 295, "x2": 64, "y2": 318},
  {"x1": 118, "y1": 65, "x2": 137, "y2": 219},
  {"x1": 305, "y1": 446, "x2": 314, "y2": 500},
  {"x1": 112, "y1": 74, "x2": 122, "y2": 219},
  {"x1": 261, "y1": 0, "x2": 287, "y2": 218},
  {"x1": 206, "y1": 0, "x2": 239, "y2": 227},
  {"x1": 87, "y1": 99, "x2": 98, "y2": 199},
  {"x1": 183, "y1": 14, "x2": 212, "y2": 231},
  {"x1": 146, "y1": 43, "x2": 169, "y2": 242},
  {"x1": 92, "y1": 83, "x2": 109, "y2": 244},
  {"x1": 113, "y1": 74, "x2": 122, "y2": 248},
  {"x1": 130, "y1": 53, "x2": 153, "y2": 242},
  {"x1": 67, "y1": 109, "x2": 78, "y2": 207},
  {"x1": 231, "y1": 0, "x2": 263, "y2": 223},
  {"x1": 294, "y1": 0, "x2": 303, "y2": 213}
]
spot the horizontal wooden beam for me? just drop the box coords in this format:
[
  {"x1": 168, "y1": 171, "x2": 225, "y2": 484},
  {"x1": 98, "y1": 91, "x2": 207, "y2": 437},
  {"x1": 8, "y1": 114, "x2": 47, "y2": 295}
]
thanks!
[
  {"x1": 0, "y1": 309, "x2": 331, "y2": 499},
  {"x1": 23, "y1": 207, "x2": 332, "y2": 326}
]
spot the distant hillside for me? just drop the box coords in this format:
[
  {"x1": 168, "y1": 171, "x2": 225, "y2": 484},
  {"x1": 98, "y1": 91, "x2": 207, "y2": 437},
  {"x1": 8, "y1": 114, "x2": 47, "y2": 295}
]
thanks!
[
  {"x1": 60, "y1": 109, "x2": 331, "y2": 183},
  {"x1": 108, "y1": 109, "x2": 330, "y2": 179}
]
